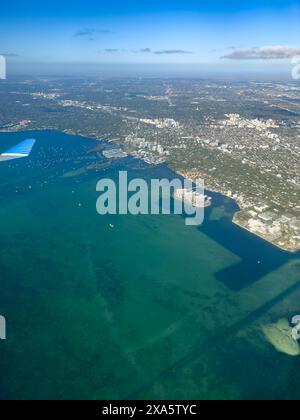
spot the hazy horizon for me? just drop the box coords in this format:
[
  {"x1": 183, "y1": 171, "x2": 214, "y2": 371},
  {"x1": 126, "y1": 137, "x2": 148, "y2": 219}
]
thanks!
[{"x1": 3, "y1": 60, "x2": 297, "y2": 81}]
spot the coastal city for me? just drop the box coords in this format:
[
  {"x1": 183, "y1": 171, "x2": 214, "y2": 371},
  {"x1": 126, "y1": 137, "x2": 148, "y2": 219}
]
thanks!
[{"x1": 0, "y1": 77, "x2": 299, "y2": 251}]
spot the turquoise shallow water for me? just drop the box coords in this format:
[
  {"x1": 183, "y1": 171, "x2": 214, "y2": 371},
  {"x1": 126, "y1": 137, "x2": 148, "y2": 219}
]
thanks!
[{"x1": 0, "y1": 130, "x2": 299, "y2": 400}]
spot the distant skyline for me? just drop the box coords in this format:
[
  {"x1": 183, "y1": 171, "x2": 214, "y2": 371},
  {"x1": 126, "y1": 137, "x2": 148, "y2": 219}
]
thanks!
[{"x1": 0, "y1": 0, "x2": 299, "y2": 76}]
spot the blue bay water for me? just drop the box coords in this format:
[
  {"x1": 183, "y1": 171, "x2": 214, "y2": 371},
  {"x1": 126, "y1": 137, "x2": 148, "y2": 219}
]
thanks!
[{"x1": 0, "y1": 130, "x2": 299, "y2": 400}]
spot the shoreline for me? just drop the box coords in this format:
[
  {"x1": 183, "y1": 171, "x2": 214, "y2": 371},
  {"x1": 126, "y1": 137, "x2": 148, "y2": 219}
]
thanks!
[
  {"x1": 2, "y1": 128, "x2": 299, "y2": 255},
  {"x1": 176, "y1": 168, "x2": 300, "y2": 255},
  {"x1": 232, "y1": 214, "x2": 300, "y2": 254}
]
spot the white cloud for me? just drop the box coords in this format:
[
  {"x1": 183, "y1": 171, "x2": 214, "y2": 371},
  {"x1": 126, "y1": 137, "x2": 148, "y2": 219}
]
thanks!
[
  {"x1": 154, "y1": 49, "x2": 193, "y2": 55},
  {"x1": 222, "y1": 45, "x2": 300, "y2": 60}
]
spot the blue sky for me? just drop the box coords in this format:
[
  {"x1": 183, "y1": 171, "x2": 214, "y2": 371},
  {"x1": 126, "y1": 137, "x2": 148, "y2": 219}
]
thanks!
[{"x1": 0, "y1": 0, "x2": 299, "y2": 72}]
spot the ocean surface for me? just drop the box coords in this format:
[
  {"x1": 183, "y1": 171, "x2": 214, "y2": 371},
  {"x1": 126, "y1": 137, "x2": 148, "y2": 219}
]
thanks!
[{"x1": 0, "y1": 130, "x2": 299, "y2": 400}]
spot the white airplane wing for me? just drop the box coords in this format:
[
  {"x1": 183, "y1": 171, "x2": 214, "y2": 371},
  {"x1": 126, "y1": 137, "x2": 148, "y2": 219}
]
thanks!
[{"x1": 0, "y1": 139, "x2": 36, "y2": 162}]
